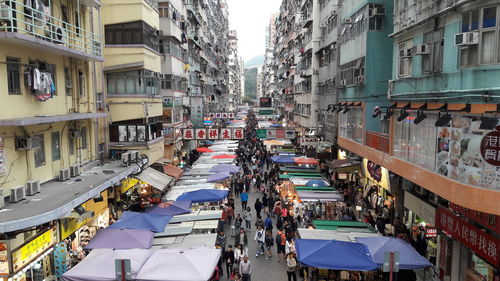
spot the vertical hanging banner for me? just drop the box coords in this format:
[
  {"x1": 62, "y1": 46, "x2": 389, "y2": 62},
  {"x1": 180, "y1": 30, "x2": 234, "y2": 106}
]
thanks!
[
  {"x1": 267, "y1": 129, "x2": 276, "y2": 139},
  {"x1": 195, "y1": 129, "x2": 207, "y2": 139},
  {"x1": 220, "y1": 128, "x2": 232, "y2": 140},
  {"x1": 190, "y1": 96, "x2": 204, "y2": 128},
  {"x1": 208, "y1": 128, "x2": 219, "y2": 140},
  {"x1": 233, "y1": 128, "x2": 244, "y2": 139},
  {"x1": 182, "y1": 129, "x2": 194, "y2": 140}
]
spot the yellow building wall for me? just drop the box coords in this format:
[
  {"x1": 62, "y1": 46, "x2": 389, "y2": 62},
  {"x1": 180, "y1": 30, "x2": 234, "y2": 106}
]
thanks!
[
  {"x1": 0, "y1": 43, "x2": 98, "y2": 119},
  {"x1": 0, "y1": 120, "x2": 97, "y2": 195},
  {"x1": 102, "y1": 0, "x2": 160, "y2": 29},
  {"x1": 108, "y1": 96, "x2": 162, "y2": 122},
  {"x1": 104, "y1": 47, "x2": 161, "y2": 73}
]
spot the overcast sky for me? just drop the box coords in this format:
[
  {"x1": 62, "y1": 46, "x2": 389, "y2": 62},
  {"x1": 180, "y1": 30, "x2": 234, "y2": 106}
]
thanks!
[{"x1": 226, "y1": 0, "x2": 282, "y2": 62}]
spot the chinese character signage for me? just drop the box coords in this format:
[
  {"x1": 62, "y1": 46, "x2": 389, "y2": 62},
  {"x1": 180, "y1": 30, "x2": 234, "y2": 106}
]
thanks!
[
  {"x1": 267, "y1": 129, "x2": 276, "y2": 139},
  {"x1": 220, "y1": 128, "x2": 232, "y2": 140},
  {"x1": 233, "y1": 128, "x2": 244, "y2": 139},
  {"x1": 221, "y1": 113, "x2": 228, "y2": 118},
  {"x1": 257, "y1": 129, "x2": 267, "y2": 139},
  {"x1": 208, "y1": 128, "x2": 219, "y2": 140},
  {"x1": 450, "y1": 202, "x2": 500, "y2": 234},
  {"x1": 182, "y1": 129, "x2": 194, "y2": 140},
  {"x1": 207, "y1": 113, "x2": 235, "y2": 119},
  {"x1": 228, "y1": 113, "x2": 235, "y2": 119},
  {"x1": 436, "y1": 207, "x2": 500, "y2": 266},
  {"x1": 11, "y1": 227, "x2": 57, "y2": 273},
  {"x1": 299, "y1": 136, "x2": 318, "y2": 147},
  {"x1": 195, "y1": 129, "x2": 207, "y2": 139},
  {"x1": 481, "y1": 127, "x2": 500, "y2": 166}
]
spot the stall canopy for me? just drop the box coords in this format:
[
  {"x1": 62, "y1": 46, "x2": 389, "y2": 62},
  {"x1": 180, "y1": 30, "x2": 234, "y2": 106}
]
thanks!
[
  {"x1": 136, "y1": 167, "x2": 174, "y2": 192},
  {"x1": 135, "y1": 247, "x2": 221, "y2": 281},
  {"x1": 298, "y1": 228, "x2": 380, "y2": 242},
  {"x1": 85, "y1": 228, "x2": 154, "y2": 249},
  {"x1": 62, "y1": 249, "x2": 152, "y2": 281},
  {"x1": 326, "y1": 159, "x2": 361, "y2": 172},
  {"x1": 305, "y1": 179, "x2": 328, "y2": 187},
  {"x1": 209, "y1": 164, "x2": 240, "y2": 174},
  {"x1": 207, "y1": 172, "x2": 231, "y2": 183},
  {"x1": 146, "y1": 200, "x2": 193, "y2": 216},
  {"x1": 296, "y1": 239, "x2": 378, "y2": 271},
  {"x1": 293, "y1": 157, "x2": 320, "y2": 165},
  {"x1": 196, "y1": 147, "x2": 214, "y2": 153},
  {"x1": 270, "y1": 155, "x2": 295, "y2": 163},
  {"x1": 108, "y1": 211, "x2": 173, "y2": 232},
  {"x1": 162, "y1": 164, "x2": 183, "y2": 179},
  {"x1": 176, "y1": 189, "x2": 228, "y2": 203},
  {"x1": 211, "y1": 154, "x2": 237, "y2": 159},
  {"x1": 357, "y1": 237, "x2": 432, "y2": 269},
  {"x1": 313, "y1": 221, "x2": 377, "y2": 233},
  {"x1": 297, "y1": 191, "x2": 343, "y2": 202}
]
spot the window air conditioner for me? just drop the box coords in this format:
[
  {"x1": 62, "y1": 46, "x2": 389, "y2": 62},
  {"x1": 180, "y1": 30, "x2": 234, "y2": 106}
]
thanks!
[
  {"x1": 355, "y1": 76, "x2": 364, "y2": 84},
  {"x1": 340, "y1": 79, "x2": 347, "y2": 87},
  {"x1": 10, "y1": 185, "x2": 26, "y2": 203},
  {"x1": 70, "y1": 165, "x2": 81, "y2": 177},
  {"x1": 412, "y1": 44, "x2": 430, "y2": 55},
  {"x1": 26, "y1": 180, "x2": 41, "y2": 196},
  {"x1": 0, "y1": 3, "x2": 12, "y2": 18},
  {"x1": 343, "y1": 18, "x2": 352, "y2": 24},
  {"x1": 15, "y1": 137, "x2": 40, "y2": 151},
  {"x1": 51, "y1": 25, "x2": 67, "y2": 44},
  {"x1": 455, "y1": 31, "x2": 479, "y2": 46},
  {"x1": 121, "y1": 152, "x2": 131, "y2": 167},
  {"x1": 59, "y1": 168, "x2": 71, "y2": 181},
  {"x1": 128, "y1": 150, "x2": 139, "y2": 161}
]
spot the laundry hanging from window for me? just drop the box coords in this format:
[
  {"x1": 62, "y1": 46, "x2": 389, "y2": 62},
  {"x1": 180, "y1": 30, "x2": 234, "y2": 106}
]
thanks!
[{"x1": 25, "y1": 65, "x2": 56, "y2": 101}]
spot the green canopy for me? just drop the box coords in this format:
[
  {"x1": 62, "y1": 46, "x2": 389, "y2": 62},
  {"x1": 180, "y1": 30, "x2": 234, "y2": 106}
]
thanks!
[
  {"x1": 280, "y1": 166, "x2": 320, "y2": 173},
  {"x1": 295, "y1": 186, "x2": 336, "y2": 191},
  {"x1": 313, "y1": 220, "x2": 377, "y2": 233}
]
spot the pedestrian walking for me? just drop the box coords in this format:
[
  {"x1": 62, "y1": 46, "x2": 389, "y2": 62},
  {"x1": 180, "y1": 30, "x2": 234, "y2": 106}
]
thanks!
[
  {"x1": 254, "y1": 225, "x2": 265, "y2": 257},
  {"x1": 276, "y1": 228, "x2": 287, "y2": 262},
  {"x1": 254, "y1": 198, "x2": 263, "y2": 218},
  {"x1": 264, "y1": 229, "x2": 274, "y2": 259},
  {"x1": 224, "y1": 245, "x2": 235, "y2": 277},
  {"x1": 285, "y1": 237, "x2": 296, "y2": 255},
  {"x1": 240, "y1": 191, "x2": 249, "y2": 210},
  {"x1": 264, "y1": 215, "x2": 273, "y2": 231},
  {"x1": 234, "y1": 244, "x2": 245, "y2": 264},
  {"x1": 234, "y1": 228, "x2": 248, "y2": 255},
  {"x1": 243, "y1": 207, "x2": 252, "y2": 231},
  {"x1": 254, "y1": 215, "x2": 264, "y2": 230},
  {"x1": 239, "y1": 256, "x2": 252, "y2": 281},
  {"x1": 286, "y1": 253, "x2": 298, "y2": 281},
  {"x1": 232, "y1": 214, "x2": 243, "y2": 237},
  {"x1": 215, "y1": 231, "x2": 227, "y2": 251}
]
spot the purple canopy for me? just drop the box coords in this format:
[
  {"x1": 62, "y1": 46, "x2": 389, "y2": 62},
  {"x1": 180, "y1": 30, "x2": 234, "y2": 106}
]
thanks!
[
  {"x1": 207, "y1": 172, "x2": 231, "y2": 183},
  {"x1": 85, "y1": 228, "x2": 154, "y2": 249},
  {"x1": 209, "y1": 164, "x2": 240, "y2": 174},
  {"x1": 108, "y1": 211, "x2": 172, "y2": 232},
  {"x1": 146, "y1": 200, "x2": 193, "y2": 216}
]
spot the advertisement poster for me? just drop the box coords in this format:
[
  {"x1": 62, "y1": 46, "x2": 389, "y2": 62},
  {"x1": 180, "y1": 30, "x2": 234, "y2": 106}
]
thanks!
[
  {"x1": 438, "y1": 116, "x2": 500, "y2": 189},
  {"x1": 0, "y1": 242, "x2": 8, "y2": 275},
  {"x1": 362, "y1": 158, "x2": 390, "y2": 191}
]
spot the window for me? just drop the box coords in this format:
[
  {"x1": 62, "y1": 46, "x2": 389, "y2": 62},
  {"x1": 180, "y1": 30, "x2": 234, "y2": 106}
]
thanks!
[
  {"x1": 107, "y1": 69, "x2": 160, "y2": 95},
  {"x1": 423, "y1": 29, "x2": 444, "y2": 73},
  {"x1": 98, "y1": 143, "x2": 105, "y2": 160},
  {"x1": 105, "y1": 21, "x2": 158, "y2": 51},
  {"x1": 34, "y1": 134, "x2": 45, "y2": 167},
  {"x1": 340, "y1": 57, "x2": 365, "y2": 86},
  {"x1": 369, "y1": 17, "x2": 383, "y2": 30},
  {"x1": 398, "y1": 40, "x2": 413, "y2": 77},
  {"x1": 75, "y1": 11, "x2": 80, "y2": 36},
  {"x1": 460, "y1": 6, "x2": 500, "y2": 67},
  {"x1": 78, "y1": 71, "x2": 85, "y2": 96},
  {"x1": 64, "y1": 67, "x2": 73, "y2": 96},
  {"x1": 51, "y1": 132, "x2": 60, "y2": 161},
  {"x1": 338, "y1": 108, "x2": 363, "y2": 143},
  {"x1": 81, "y1": 127, "x2": 87, "y2": 149},
  {"x1": 69, "y1": 133, "x2": 75, "y2": 155},
  {"x1": 7, "y1": 57, "x2": 21, "y2": 94},
  {"x1": 96, "y1": 92, "x2": 104, "y2": 110}
]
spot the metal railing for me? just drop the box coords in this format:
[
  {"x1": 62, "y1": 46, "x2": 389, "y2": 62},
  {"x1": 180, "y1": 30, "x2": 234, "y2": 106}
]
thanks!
[
  {"x1": 365, "y1": 130, "x2": 390, "y2": 153},
  {"x1": 0, "y1": 0, "x2": 102, "y2": 58}
]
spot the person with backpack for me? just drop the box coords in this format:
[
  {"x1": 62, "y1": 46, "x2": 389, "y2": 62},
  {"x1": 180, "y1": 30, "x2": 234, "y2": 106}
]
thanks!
[
  {"x1": 254, "y1": 225, "x2": 265, "y2": 257},
  {"x1": 264, "y1": 215, "x2": 273, "y2": 231},
  {"x1": 276, "y1": 215, "x2": 284, "y2": 231},
  {"x1": 264, "y1": 229, "x2": 274, "y2": 260},
  {"x1": 276, "y1": 228, "x2": 287, "y2": 262}
]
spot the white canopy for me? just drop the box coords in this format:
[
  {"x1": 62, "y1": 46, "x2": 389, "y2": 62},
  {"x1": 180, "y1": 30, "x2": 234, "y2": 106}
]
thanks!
[{"x1": 297, "y1": 228, "x2": 381, "y2": 242}]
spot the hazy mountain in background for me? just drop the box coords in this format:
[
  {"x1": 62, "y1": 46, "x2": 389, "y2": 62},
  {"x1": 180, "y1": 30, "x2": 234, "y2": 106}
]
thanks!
[{"x1": 244, "y1": 55, "x2": 265, "y2": 68}]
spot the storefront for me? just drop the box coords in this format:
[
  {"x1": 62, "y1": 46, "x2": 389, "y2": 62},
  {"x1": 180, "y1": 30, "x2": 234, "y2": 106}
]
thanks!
[
  {"x1": 360, "y1": 158, "x2": 395, "y2": 215},
  {"x1": 1, "y1": 226, "x2": 58, "y2": 281}
]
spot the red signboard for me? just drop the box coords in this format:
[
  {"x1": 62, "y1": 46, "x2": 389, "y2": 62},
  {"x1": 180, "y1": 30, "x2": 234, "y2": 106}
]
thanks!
[
  {"x1": 195, "y1": 129, "x2": 206, "y2": 139},
  {"x1": 450, "y1": 203, "x2": 500, "y2": 234},
  {"x1": 233, "y1": 128, "x2": 244, "y2": 139},
  {"x1": 208, "y1": 129, "x2": 219, "y2": 140},
  {"x1": 220, "y1": 129, "x2": 232, "y2": 140},
  {"x1": 480, "y1": 127, "x2": 500, "y2": 166},
  {"x1": 436, "y1": 207, "x2": 500, "y2": 266},
  {"x1": 182, "y1": 129, "x2": 194, "y2": 140}
]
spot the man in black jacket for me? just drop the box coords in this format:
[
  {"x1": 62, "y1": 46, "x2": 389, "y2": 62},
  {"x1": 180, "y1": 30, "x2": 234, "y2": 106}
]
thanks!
[{"x1": 224, "y1": 245, "x2": 236, "y2": 277}]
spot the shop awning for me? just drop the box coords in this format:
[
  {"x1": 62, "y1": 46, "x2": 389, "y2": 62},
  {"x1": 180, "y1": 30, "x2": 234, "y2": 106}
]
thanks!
[
  {"x1": 162, "y1": 164, "x2": 184, "y2": 179},
  {"x1": 297, "y1": 191, "x2": 343, "y2": 202},
  {"x1": 298, "y1": 228, "x2": 380, "y2": 242},
  {"x1": 169, "y1": 210, "x2": 222, "y2": 223},
  {"x1": 136, "y1": 168, "x2": 174, "y2": 192},
  {"x1": 325, "y1": 159, "x2": 361, "y2": 172},
  {"x1": 313, "y1": 221, "x2": 377, "y2": 233},
  {"x1": 154, "y1": 222, "x2": 195, "y2": 238}
]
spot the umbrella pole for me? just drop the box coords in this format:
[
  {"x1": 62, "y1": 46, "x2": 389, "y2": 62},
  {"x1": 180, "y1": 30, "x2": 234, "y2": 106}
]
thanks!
[{"x1": 389, "y1": 251, "x2": 394, "y2": 281}]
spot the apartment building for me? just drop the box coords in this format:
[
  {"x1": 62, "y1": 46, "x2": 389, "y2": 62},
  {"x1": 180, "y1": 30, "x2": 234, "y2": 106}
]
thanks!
[{"x1": 228, "y1": 29, "x2": 242, "y2": 111}]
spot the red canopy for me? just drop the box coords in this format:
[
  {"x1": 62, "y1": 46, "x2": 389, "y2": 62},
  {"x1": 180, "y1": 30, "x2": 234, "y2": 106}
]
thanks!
[
  {"x1": 196, "y1": 147, "x2": 214, "y2": 153},
  {"x1": 294, "y1": 157, "x2": 319, "y2": 165},
  {"x1": 211, "y1": 154, "x2": 237, "y2": 159}
]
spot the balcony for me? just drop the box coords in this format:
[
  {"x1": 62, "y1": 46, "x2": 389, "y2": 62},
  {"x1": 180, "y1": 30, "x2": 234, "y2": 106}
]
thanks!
[
  {"x1": 365, "y1": 131, "x2": 390, "y2": 153},
  {"x1": 0, "y1": 0, "x2": 102, "y2": 61}
]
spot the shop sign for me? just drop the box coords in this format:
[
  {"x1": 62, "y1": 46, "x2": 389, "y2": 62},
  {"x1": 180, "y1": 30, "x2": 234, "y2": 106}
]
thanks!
[
  {"x1": 403, "y1": 191, "x2": 436, "y2": 225},
  {"x1": 208, "y1": 113, "x2": 234, "y2": 119},
  {"x1": 11, "y1": 228, "x2": 56, "y2": 273},
  {"x1": 208, "y1": 128, "x2": 219, "y2": 140},
  {"x1": 220, "y1": 128, "x2": 232, "y2": 140},
  {"x1": 233, "y1": 128, "x2": 244, "y2": 139},
  {"x1": 275, "y1": 129, "x2": 285, "y2": 139},
  {"x1": 480, "y1": 127, "x2": 500, "y2": 166},
  {"x1": 184, "y1": 129, "x2": 242, "y2": 140},
  {"x1": 436, "y1": 207, "x2": 500, "y2": 266},
  {"x1": 221, "y1": 113, "x2": 228, "y2": 119},
  {"x1": 259, "y1": 109, "x2": 274, "y2": 115},
  {"x1": 228, "y1": 113, "x2": 235, "y2": 119},
  {"x1": 257, "y1": 129, "x2": 267, "y2": 139},
  {"x1": 267, "y1": 129, "x2": 276, "y2": 139},
  {"x1": 182, "y1": 129, "x2": 194, "y2": 140},
  {"x1": 299, "y1": 137, "x2": 318, "y2": 147},
  {"x1": 0, "y1": 137, "x2": 5, "y2": 175},
  {"x1": 0, "y1": 242, "x2": 8, "y2": 276},
  {"x1": 195, "y1": 129, "x2": 207, "y2": 139},
  {"x1": 449, "y1": 203, "x2": 500, "y2": 234},
  {"x1": 285, "y1": 130, "x2": 295, "y2": 139},
  {"x1": 362, "y1": 158, "x2": 390, "y2": 191}
]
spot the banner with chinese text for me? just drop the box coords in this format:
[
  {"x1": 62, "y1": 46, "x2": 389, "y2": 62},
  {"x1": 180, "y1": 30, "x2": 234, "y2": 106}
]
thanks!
[{"x1": 182, "y1": 128, "x2": 243, "y2": 140}]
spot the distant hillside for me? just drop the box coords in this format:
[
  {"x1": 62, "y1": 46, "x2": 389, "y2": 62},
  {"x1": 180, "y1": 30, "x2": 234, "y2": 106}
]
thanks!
[
  {"x1": 244, "y1": 55, "x2": 264, "y2": 68},
  {"x1": 244, "y1": 67, "x2": 258, "y2": 99}
]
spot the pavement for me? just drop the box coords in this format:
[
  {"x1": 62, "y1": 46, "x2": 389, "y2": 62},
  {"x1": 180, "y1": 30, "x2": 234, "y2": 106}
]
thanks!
[{"x1": 223, "y1": 184, "x2": 289, "y2": 281}]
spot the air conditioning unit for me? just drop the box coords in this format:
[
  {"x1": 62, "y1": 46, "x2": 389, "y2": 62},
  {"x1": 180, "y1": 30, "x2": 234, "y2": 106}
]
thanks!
[
  {"x1": 121, "y1": 152, "x2": 131, "y2": 167},
  {"x1": 340, "y1": 79, "x2": 347, "y2": 87},
  {"x1": 0, "y1": 190, "x2": 4, "y2": 209},
  {"x1": 59, "y1": 168, "x2": 70, "y2": 181},
  {"x1": 10, "y1": 185, "x2": 26, "y2": 203},
  {"x1": 26, "y1": 180, "x2": 40, "y2": 196},
  {"x1": 70, "y1": 129, "x2": 82, "y2": 138},
  {"x1": 455, "y1": 31, "x2": 479, "y2": 46},
  {"x1": 15, "y1": 137, "x2": 40, "y2": 151},
  {"x1": 355, "y1": 76, "x2": 364, "y2": 84},
  {"x1": 413, "y1": 44, "x2": 430, "y2": 55},
  {"x1": 70, "y1": 165, "x2": 81, "y2": 177},
  {"x1": 51, "y1": 26, "x2": 67, "y2": 44},
  {"x1": 0, "y1": 3, "x2": 12, "y2": 18},
  {"x1": 128, "y1": 150, "x2": 139, "y2": 161},
  {"x1": 343, "y1": 18, "x2": 352, "y2": 24},
  {"x1": 372, "y1": 7, "x2": 385, "y2": 17},
  {"x1": 399, "y1": 48, "x2": 412, "y2": 58}
]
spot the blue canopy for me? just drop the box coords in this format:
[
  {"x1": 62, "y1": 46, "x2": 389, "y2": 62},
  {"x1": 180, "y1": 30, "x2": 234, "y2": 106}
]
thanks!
[
  {"x1": 209, "y1": 164, "x2": 240, "y2": 174},
  {"x1": 357, "y1": 237, "x2": 432, "y2": 269},
  {"x1": 305, "y1": 179, "x2": 328, "y2": 187},
  {"x1": 146, "y1": 200, "x2": 193, "y2": 216},
  {"x1": 296, "y1": 239, "x2": 378, "y2": 271},
  {"x1": 108, "y1": 211, "x2": 172, "y2": 232},
  {"x1": 207, "y1": 172, "x2": 231, "y2": 182},
  {"x1": 270, "y1": 155, "x2": 295, "y2": 163},
  {"x1": 271, "y1": 123, "x2": 283, "y2": 127},
  {"x1": 176, "y1": 189, "x2": 228, "y2": 203}
]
